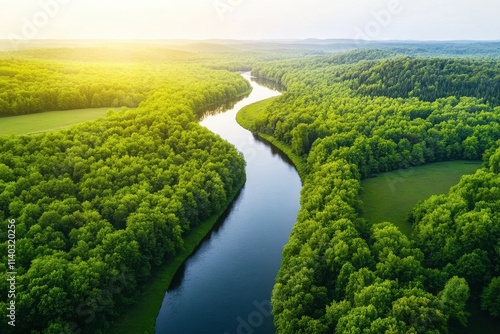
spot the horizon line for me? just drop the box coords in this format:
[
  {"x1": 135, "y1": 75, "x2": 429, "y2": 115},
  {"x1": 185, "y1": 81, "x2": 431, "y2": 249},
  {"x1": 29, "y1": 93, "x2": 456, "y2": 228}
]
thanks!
[{"x1": 1, "y1": 38, "x2": 500, "y2": 43}]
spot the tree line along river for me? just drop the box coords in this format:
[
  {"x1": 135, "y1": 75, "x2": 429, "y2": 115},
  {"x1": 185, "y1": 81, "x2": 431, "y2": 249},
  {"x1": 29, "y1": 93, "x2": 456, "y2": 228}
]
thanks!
[{"x1": 155, "y1": 73, "x2": 301, "y2": 334}]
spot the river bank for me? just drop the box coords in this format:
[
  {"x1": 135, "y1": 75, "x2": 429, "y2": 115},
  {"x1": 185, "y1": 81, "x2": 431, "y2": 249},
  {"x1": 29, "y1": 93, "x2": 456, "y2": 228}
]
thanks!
[
  {"x1": 155, "y1": 73, "x2": 301, "y2": 334},
  {"x1": 111, "y1": 176, "x2": 246, "y2": 334},
  {"x1": 110, "y1": 81, "x2": 253, "y2": 334}
]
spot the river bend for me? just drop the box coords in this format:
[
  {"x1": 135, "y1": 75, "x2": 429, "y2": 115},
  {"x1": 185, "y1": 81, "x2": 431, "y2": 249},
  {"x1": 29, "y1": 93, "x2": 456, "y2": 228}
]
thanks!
[{"x1": 155, "y1": 73, "x2": 301, "y2": 334}]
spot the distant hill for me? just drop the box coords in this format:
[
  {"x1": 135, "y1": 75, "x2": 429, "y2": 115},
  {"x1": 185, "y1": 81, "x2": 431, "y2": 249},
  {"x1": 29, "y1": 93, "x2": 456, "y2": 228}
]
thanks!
[{"x1": 0, "y1": 39, "x2": 498, "y2": 60}]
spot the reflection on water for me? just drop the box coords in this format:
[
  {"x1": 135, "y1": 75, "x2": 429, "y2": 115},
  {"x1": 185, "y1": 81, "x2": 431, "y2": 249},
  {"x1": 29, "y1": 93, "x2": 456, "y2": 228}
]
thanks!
[
  {"x1": 250, "y1": 76, "x2": 287, "y2": 92},
  {"x1": 155, "y1": 72, "x2": 301, "y2": 334},
  {"x1": 252, "y1": 133, "x2": 297, "y2": 171},
  {"x1": 201, "y1": 74, "x2": 284, "y2": 121},
  {"x1": 200, "y1": 74, "x2": 285, "y2": 121},
  {"x1": 200, "y1": 93, "x2": 251, "y2": 119},
  {"x1": 166, "y1": 195, "x2": 242, "y2": 292}
]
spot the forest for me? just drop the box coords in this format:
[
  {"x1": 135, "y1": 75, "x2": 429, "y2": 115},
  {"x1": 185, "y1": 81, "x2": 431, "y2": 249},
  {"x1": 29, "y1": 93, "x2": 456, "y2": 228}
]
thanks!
[
  {"x1": 0, "y1": 53, "x2": 255, "y2": 116},
  {"x1": 0, "y1": 59, "x2": 155, "y2": 115},
  {"x1": 245, "y1": 50, "x2": 500, "y2": 333},
  {"x1": 1, "y1": 42, "x2": 499, "y2": 333},
  {"x1": 0, "y1": 52, "x2": 251, "y2": 333}
]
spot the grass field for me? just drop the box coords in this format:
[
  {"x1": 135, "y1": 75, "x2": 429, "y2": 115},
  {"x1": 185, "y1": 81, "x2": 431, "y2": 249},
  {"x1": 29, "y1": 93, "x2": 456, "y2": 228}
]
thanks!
[
  {"x1": 361, "y1": 161, "x2": 500, "y2": 334},
  {"x1": 360, "y1": 160, "x2": 482, "y2": 236},
  {"x1": 235, "y1": 96, "x2": 275, "y2": 132},
  {"x1": 0, "y1": 107, "x2": 117, "y2": 135},
  {"x1": 238, "y1": 101, "x2": 495, "y2": 333}
]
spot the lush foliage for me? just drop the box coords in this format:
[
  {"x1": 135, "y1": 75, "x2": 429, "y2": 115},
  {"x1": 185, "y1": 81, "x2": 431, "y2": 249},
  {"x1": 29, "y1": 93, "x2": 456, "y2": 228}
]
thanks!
[
  {"x1": 410, "y1": 148, "x2": 500, "y2": 316},
  {"x1": 0, "y1": 59, "x2": 250, "y2": 333},
  {"x1": 360, "y1": 161, "x2": 482, "y2": 236},
  {"x1": 347, "y1": 57, "x2": 500, "y2": 106},
  {"x1": 0, "y1": 107, "x2": 113, "y2": 135},
  {"x1": 0, "y1": 55, "x2": 254, "y2": 116},
  {"x1": 246, "y1": 50, "x2": 500, "y2": 333},
  {"x1": 1, "y1": 42, "x2": 499, "y2": 333},
  {"x1": 0, "y1": 59, "x2": 148, "y2": 115}
]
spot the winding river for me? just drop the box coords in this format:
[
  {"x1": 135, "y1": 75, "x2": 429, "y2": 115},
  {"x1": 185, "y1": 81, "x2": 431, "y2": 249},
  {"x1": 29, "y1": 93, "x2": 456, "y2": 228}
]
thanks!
[{"x1": 155, "y1": 73, "x2": 301, "y2": 333}]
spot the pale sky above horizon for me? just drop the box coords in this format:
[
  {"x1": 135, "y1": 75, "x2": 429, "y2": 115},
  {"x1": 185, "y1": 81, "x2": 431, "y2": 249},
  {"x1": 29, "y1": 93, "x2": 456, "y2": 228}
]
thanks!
[{"x1": 0, "y1": 0, "x2": 499, "y2": 41}]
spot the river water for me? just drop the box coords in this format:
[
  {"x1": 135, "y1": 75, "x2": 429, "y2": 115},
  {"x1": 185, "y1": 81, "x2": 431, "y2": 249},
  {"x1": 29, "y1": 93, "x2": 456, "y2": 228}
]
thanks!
[{"x1": 155, "y1": 73, "x2": 301, "y2": 334}]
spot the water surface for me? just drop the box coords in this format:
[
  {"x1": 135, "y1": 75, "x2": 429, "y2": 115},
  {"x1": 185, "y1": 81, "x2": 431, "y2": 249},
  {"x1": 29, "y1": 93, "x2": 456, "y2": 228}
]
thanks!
[{"x1": 155, "y1": 73, "x2": 301, "y2": 334}]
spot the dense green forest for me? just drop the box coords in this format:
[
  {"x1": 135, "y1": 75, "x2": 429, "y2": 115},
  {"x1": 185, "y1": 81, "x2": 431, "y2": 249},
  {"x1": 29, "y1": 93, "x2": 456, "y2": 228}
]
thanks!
[
  {"x1": 1, "y1": 42, "x2": 499, "y2": 333},
  {"x1": 0, "y1": 54, "x2": 251, "y2": 333},
  {"x1": 245, "y1": 50, "x2": 500, "y2": 333},
  {"x1": 0, "y1": 54, "x2": 254, "y2": 116},
  {"x1": 0, "y1": 59, "x2": 154, "y2": 115},
  {"x1": 409, "y1": 152, "x2": 500, "y2": 318},
  {"x1": 0, "y1": 44, "x2": 331, "y2": 117}
]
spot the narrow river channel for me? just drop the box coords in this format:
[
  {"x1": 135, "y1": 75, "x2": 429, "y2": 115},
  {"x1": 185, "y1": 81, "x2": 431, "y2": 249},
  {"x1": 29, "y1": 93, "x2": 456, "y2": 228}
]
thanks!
[{"x1": 155, "y1": 73, "x2": 302, "y2": 334}]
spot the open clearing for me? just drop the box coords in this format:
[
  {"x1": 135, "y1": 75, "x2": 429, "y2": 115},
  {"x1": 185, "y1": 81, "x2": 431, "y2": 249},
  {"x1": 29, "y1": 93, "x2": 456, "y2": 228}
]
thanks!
[
  {"x1": 360, "y1": 160, "x2": 482, "y2": 236},
  {"x1": 0, "y1": 107, "x2": 119, "y2": 135}
]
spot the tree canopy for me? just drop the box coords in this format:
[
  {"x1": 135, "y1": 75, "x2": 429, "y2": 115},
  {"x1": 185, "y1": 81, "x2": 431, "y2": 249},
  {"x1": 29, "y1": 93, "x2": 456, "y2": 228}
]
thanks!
[
  {"x1": 246, "y1": 49, "x2": 500, "y2": 333},
  {"x1": 0, "y1": 56, "x2": 250, "y2": 333}
]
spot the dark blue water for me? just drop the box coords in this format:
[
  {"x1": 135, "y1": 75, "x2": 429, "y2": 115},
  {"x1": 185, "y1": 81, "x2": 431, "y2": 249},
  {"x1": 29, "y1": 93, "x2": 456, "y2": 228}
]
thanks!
[{"x1": 155, "y1": 73, "x2": 301, "y2": 334}]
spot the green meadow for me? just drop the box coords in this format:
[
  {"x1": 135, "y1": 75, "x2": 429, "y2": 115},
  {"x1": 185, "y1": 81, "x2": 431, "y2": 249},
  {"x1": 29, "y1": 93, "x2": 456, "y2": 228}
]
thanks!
[
  {"x1": 0, "y1": 107, "x2": 118, "y2": 135},
  {"x1": 360, "y1": 160, "x2": 482, "y2": 236}
]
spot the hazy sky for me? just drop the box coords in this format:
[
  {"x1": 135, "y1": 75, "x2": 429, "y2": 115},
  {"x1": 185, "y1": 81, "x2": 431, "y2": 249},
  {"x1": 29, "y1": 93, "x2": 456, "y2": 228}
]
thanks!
[{"x1": 1, "y1": 0, "x2": 499, "y2": 41}]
